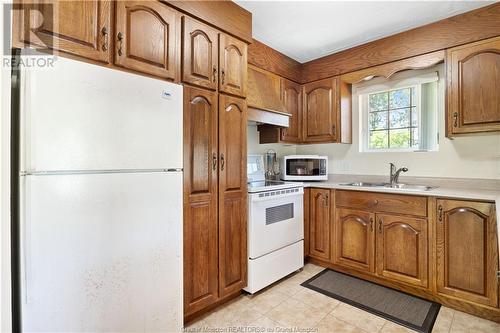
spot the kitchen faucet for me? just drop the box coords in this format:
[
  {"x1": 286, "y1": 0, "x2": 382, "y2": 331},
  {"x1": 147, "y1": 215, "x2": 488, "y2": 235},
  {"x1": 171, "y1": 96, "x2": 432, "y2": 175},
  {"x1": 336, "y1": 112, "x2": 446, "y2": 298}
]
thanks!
[{"x1": 389, "y1": 163, "x2": 409, "y2": 186}]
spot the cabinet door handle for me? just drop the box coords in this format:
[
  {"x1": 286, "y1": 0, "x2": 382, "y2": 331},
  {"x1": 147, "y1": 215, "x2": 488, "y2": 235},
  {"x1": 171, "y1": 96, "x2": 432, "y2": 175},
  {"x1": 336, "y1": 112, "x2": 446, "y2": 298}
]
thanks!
[
  {"x1": 117, "y1": 32, "x2": 124, "y2": 56},
  {"x1": 101, "y1": 27, "x2": 108, "y2": 51},
  {"x1": 378, "y1": 219, "x2": 383, "y2": 233},
  {"x1": 212, "y1": 153, "x2": 217, "y2": 171},
  {"x1": 438, "y1": 205, "x2": 443, "y2": 222},
  {"x1": 213, "y1": 66, "x2": 217, "y2": 83},
  {"x1": 370, "y1": 217, "x2": 374, "y2": 231},
  {"x1": 453, "y1": 112, "x2": 458, "y2": 127},
  {"x1": 281, "y1": 129, "x2": 286, "y2": 140},
  {"x1": 220, "y1": 153, "x2": 225, "y2": 171},
  {"x1": 221, "y1": 69, "x2": 225, "y2": 84},
  {"x1": 325, "y1": 193, "x2": 329, "y2": 206},
  {"x1": 332, "y1": 124, "x2": 336, "y2": 136}
]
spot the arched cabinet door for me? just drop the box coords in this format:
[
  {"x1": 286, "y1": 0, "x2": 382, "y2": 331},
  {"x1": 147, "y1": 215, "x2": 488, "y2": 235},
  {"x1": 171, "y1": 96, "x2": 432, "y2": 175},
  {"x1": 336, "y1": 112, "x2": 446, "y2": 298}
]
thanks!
[
  {"x1": 281, "y1": 79, "x2": 303, "y2": 143},
  {"x1": 436, "y1": 199, "x2": 498, "y2": 307},
  {"x1": 13, "y1": 0, "x2": 111, "y2": 63},
  {"x1": 334, "y1": 208, "x2": 375, "y2": 273},
  {"x1": 219, "y1": 34, "x2": 247, "y2": 97},
  {"x1": 218, "y1": 94, "x2": 247, "y2": 297},
  {"x1": 375, "y1": 214, "x2": 428, "y2": 288},
  {"x1": 183, "y1": 86, "x2": 218, "y2": 316},
  {"x1": 115, "y1": 1, "x2": 179, "y2": 80},
  {"x1": 309, "y1": 188, "x2": 331, "y2": 261},
  {"x1": 447, "y1": 36, "x2": 500, "y2": 135},
  {"x1": 182, "y1": 17, "x2": 218, "y2": 90},
  {"x1": 303, "y1": 77, "x2": 339, "y2": 143}
]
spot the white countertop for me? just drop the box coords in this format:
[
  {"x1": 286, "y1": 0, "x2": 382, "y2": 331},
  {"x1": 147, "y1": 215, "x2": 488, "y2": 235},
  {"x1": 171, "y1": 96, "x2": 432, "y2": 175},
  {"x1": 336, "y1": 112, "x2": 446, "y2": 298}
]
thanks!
[{"x1": 301, "y1": 174, "x2": 500, "y2": 264}]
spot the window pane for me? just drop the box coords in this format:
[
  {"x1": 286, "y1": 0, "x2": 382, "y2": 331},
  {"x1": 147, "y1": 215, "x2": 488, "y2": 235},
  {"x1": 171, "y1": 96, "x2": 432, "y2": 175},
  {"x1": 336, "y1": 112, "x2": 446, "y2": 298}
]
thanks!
[
  {"x1": 389, "y1": 88, "x2": 411, "y2": 109},
  {"x1": 369, "y1": 131, "x2": 388, "y2": 149},
  {"x1": 369, "y1": 111, "x2": 388, "y2": 130},
  {"x1": 411, "y1": 87, "x2": 417, "y2": 106},
  {"x1": 411, "y1": 107, "x2": 418, "y2": 127},
  {"x1": 389, "y1": 108, "x2": 410, "y2": 128},
  {"x1": 369, "y1": 92, "x2": 388, "y2": 111},
  {"x1": 389, "y1": 129, "x2": 410, "y2": 148},
  {"x1": 411, "y1": 128, "x2": 419, "y2": 148}
]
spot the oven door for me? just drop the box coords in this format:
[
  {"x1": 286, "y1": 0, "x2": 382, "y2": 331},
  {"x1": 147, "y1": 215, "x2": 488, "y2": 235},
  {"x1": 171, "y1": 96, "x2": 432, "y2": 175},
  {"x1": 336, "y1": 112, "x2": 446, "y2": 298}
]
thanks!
[{"x1": 248, "y1": 188, "x2": 304, "y2": 259}]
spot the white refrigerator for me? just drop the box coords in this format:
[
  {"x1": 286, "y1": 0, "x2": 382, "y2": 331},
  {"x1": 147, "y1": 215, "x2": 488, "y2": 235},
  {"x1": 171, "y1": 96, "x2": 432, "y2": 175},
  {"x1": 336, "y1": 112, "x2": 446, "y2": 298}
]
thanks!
[{"x1": 17, "y1": 54, "x2": 183, "y2": 332}]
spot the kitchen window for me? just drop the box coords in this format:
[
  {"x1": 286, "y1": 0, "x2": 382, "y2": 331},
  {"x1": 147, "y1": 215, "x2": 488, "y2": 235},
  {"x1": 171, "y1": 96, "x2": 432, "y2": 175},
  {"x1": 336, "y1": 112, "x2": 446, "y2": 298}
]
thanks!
[{"x1": 358, "y1": 69, "x2": 440, "y2": 152}]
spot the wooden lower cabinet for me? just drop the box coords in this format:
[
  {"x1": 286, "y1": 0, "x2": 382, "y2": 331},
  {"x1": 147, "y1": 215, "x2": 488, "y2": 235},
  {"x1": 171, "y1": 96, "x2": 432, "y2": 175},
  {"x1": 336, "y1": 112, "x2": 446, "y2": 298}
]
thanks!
[
  {"x1": 183, "y1": 88, "x2": 248, "y2": 317},
  {"x1": 376, "y1": 213, "x2": 428, "y2": 288},
  {"x1": 436, "y1": 199, "x2": 499, "y2": 308},
  {"x1": 309, "y1": 188, "x2": 332, "y2": 261},
  {"x1": 303, "y1": 188, "x2": 311, "y2": 256},
  {"x1": 334, "y1": 208, "x2": 375, "y2": 273},
  {"x1": 218, "y1": 94, "x2": 247, "y2": 297}
]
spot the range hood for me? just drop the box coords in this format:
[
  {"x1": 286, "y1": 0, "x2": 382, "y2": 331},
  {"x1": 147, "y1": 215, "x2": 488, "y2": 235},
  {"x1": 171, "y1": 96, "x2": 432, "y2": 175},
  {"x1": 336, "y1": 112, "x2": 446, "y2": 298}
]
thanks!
[{"x1": 247, "y1": 64, "x2": 290, "y2": 127}]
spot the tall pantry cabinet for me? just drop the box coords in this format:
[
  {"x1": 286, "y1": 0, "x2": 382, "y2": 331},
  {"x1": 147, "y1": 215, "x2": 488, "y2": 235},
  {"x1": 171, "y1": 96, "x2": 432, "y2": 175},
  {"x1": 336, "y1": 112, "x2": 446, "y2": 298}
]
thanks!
[{"x1": 182, "y1": 16, "x2": 248, "y2": 317}]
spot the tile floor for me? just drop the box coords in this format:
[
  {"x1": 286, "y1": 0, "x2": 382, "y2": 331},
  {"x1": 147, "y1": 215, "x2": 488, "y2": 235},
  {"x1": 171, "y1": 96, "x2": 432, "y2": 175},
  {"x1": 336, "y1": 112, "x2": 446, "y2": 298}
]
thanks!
[{"x1": 184, "y1": 263, "x2": 500, "y2": 333}]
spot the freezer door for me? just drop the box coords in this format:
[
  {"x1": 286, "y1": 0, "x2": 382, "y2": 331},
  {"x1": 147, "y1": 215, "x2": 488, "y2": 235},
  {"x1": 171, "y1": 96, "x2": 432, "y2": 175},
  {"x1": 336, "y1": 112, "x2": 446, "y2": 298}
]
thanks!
[
  {"x1": 20, "y1": 55, "x2": 183, "y2": 172},
  {"x1": 20, "y1": 172, "x2": 183, "y2": 332}
]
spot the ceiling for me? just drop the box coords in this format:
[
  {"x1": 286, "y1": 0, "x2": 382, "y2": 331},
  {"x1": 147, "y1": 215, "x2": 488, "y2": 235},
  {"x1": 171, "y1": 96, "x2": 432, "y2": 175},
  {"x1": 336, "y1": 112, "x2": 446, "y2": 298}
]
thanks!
[{"x1": 235, "y1": 1, "x2": 495, "y2": 63}]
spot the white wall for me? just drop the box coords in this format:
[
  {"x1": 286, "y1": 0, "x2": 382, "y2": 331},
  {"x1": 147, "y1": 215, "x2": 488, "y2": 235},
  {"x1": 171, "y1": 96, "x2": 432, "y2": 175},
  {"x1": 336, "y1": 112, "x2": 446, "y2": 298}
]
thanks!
[
  {"x1": 0, "y1": 2, "x2": 12, "y2": 331},
  {"x1": 295, "y1": 65, "x2": 500, "y2": 180}
]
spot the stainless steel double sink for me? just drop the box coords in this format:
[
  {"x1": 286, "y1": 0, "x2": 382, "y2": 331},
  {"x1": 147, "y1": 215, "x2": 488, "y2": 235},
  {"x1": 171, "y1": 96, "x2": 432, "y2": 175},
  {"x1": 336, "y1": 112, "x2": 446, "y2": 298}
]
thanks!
[{"x1": 340, "y1": 182, "x2": 436, "y2": 192}]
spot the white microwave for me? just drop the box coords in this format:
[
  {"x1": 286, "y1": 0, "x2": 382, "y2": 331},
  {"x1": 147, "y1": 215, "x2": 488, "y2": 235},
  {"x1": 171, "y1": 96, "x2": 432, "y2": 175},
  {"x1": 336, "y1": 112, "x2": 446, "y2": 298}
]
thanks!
[{"x1": 280, "y1": 155, "x2": 328, "y2": 181}]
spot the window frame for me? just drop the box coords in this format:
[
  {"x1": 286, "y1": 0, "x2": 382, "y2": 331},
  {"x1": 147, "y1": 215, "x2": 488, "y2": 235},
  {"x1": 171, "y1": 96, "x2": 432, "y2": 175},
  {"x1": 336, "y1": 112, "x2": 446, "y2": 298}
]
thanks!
[{"x1": 360, "y1": 84, "x2": 423, "y2": 153}]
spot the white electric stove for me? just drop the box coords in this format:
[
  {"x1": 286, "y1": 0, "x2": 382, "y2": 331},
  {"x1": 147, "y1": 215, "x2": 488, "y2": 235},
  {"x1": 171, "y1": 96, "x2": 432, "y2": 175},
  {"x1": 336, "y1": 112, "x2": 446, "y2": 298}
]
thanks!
[{"x1": 245, "y1": 155, "x2": 304, "y2": 294}]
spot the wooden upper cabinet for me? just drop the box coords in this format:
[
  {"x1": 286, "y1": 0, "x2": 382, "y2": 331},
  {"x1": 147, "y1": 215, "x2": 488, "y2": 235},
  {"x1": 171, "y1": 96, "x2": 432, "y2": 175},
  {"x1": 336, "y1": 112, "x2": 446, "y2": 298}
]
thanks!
[
  {"x1": 115, "y1": 1, "x2": 179, "y2": 80},
  {"x1": 303, "y1": 77, "x2": 338, "y2": 143},
  {"x1": 183, "y1": 86, "x2": 219, "y2": 315},
  {"x1": 436, "y1": 199, "x2": 498, "y2": 307},
  {"x1": 376, "y1": 214, "x2": 428, "y2": 288},
  {"x1": 334, "y1": 208, "x2": 375, "y2": 273},
  {"x1": 218, "y1": 94, "x2": 247, "y2": 297},
  {"x1": 281, "y1": 79, "x2": 303, "y2": 143},
  {"x1": 13, "y1": 0, "x2": 111, "y2": 63},
  {"x1": 182, "y1": 16, "x2": 218, "y2": 90},
  {"x1": 219, "y1": 34, "x2": 247, "y2": 97},
  {"x1": 247, "y1": 65, "x2": 285, "y2": 113},
  {"x1": 447, "y1": 37, "x2": 500, "y2": 135},
  {"x1": 309, "y1": 188, "x2": 332, "y2": 261}
]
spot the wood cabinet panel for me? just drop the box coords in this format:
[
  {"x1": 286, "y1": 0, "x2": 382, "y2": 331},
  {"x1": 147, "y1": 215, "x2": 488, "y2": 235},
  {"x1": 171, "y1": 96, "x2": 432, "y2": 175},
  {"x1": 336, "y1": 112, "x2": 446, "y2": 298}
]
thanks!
[
  {"x1": 219, "y1": 34, "x2": 247, "y2": 97},
  {"x1": 218, "y1": 94, "x2": 247, "y2": 297},
  {"x1": 13, "y1": 0, "x2": 111, "y2": 63},
  {"x1": 115, "y1": 1, "x2": 179, "y2": 80},
  {"x1": 247, "y1": 65, "x2": 285, "y2": 113},
  {"x1": 183, "y1": 86, "x2": 218, "y2": 315},
  {"x1": 182, "y1": 16, "x2": 218, "y2": 90},
  {"x1": 309, "y1": 188, "x2": 332, "y2": 261},
  {"x1": 336, "y1": 190, "x2": 427, "y2": 217},
  {"x1": 304, "y1": 188, "x2": 310, "y2": 256},
  {"x1": 436, "y1": 199, "x2": 498, "y2": 307},
  {"x1": 447, "y1": 37, "x2": 500, "y2": 135},
  {"x1": 281, "y1": 79, "x2": 303, "y2": 143},
  {"x1": 334, "y1": 208, "x2": 375, "y2": 273},
  {"x1": 376, "y1": 214, "x2": 428, "y2": 288},
  {"x1": 303, "y1": 77, "x2": 338, "y2": 143}
]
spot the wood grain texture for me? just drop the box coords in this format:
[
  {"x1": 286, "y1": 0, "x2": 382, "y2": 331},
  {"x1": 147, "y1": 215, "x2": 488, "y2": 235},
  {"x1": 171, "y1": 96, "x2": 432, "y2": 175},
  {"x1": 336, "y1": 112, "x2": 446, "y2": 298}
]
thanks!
[
  {"x1": 376, "y1": 214, "x2": 428, "y2": 288},
  {"x1": 280, "y1": 78, "x2": 303, "y2": 143},
  {"x1": 446, "y1": 36, "x2": 500, "y2": 135},
  {"x1": 334, "y1": 208, "x2": 375, "y2": 274},
  {"x1": 12, "y1": 0, "x2": 112, "y2": 63},
  {"x1": 340, "y1": 51, "x2": 445, "y2": 84},
  {"x1": 165, "y1": 0, "x2": 252, "y2": 43},
  {"x1": 336, "y1": 190, "x2": 428, "y2": 217},
  {"x1": 248, "y1": 39, "x2": 302, "y2": 82},
  {"x1": 218, "y1": 94, "x2": 247, "y2": 298},
  {"x1": 183, "y1": 86, "x2": 219, "y2": 316},
  {"x1": 304, "y1": 188, "x2": 311, "y2": 257},
  {"x1": 301, "y1": 3, "x2": 500, "y2": 82},
  {"x1": 436, "y1": 199, "x2": 498, "y2": 308},
  {"x1": 309, "y1": 188, "x2": 332, "y2": 261},
  {"x1": 182, "y1": 16, "x2": 219, "y2": 90},
  {"x1": 219, "y1": 34, "x2": 247, "y2": 97},
  {"x1": 247, "y1": 65, "x2": 286, "y2": 113},
  {"x1": 115, "y1": 0, "x2": 180, "y2": 81}
]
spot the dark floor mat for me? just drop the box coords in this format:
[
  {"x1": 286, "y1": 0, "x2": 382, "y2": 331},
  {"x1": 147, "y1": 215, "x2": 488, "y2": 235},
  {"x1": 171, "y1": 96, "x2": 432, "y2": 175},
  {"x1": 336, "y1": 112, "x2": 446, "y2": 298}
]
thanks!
[{"x1": 301, "y1": 269, "x2": 440, "y2": 333}]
